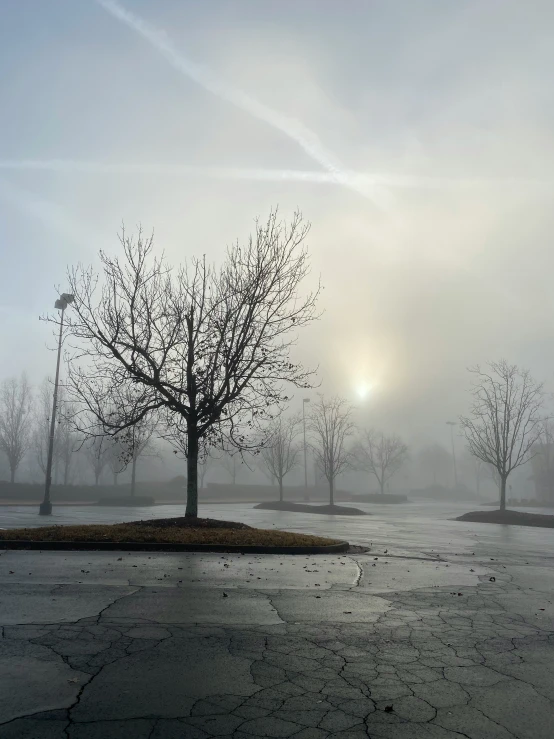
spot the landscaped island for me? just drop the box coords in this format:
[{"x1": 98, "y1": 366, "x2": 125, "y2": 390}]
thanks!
[
  {"x1": 456, "y1": 509, "x2": 554, "y2": 528},
  {"x1": 0, "y1": 516, "x2": 348, "y2": 552}
]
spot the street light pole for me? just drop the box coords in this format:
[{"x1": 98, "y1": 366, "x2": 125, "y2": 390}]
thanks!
[
  {"x1": 302, "y1": 398, "x2": 310, "y2": 501},
  {"x1": 40, "y1": 294, "x2": 74, "y2": 515},
  {"x1": 446, "y1": 421, "x2": 458, "y2": 490}
]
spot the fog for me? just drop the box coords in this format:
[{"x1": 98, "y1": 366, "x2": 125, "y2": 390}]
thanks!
[{"x1": 1, "y1": 1, "x2": 553, "y2": 496}]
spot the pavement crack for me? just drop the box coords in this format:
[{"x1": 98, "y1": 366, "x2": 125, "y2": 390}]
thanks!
[
  {"x1": 351, "y1": 557, "x2": 364, "y2": 587},
  {"x1": 94, "y1": 586, "x2": 142, "y2": 624}
]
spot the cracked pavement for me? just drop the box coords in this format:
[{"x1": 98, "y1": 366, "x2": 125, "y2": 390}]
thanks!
[{"x1": 1, "y1": 502, "x2": 553, "y2": 738}]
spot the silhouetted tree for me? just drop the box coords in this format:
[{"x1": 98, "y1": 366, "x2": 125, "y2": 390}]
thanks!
[
  {"x1": 308, "y1": 395, "x2": 356, "y2": 505},
  {"x1": 61, "y1": 210, "x2": 319, "y2": 516},
  {"x1": 357, "y1": 430, "x2": 408, "y2": 494},
  {"x1": 0, "y1": 374, "x2": 32, "y2": 482},
  {"x1": 258, "y1": 415, "x2": 302, "y2": 501},
  {"x1": 460, "y1": 360, "x2": 544, "y2": 511}
]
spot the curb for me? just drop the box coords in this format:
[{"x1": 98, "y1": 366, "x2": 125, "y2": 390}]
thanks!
[{"x1": 0, "y1": 540, "x2": 350, "y2": 555}]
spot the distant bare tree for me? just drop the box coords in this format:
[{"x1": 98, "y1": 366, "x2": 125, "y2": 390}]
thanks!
[
  {"x1": 198, "y1": 452, "x2": 213, "y2": 490},
  {"x1": 33, "y1": 378, "x2": 55, "y2": 476},
  {"x1": 258, "y1": 415, "x2": 302, "y2": 501},
  {"x1": 56, "y1": 401, "x2": 80, "y2": 485},
  {"x1": 84, "y1": 435, "x2": 110, "y2": 486},
  {"x1": 117, "y1": 416, "x2": 158, "y2": 497},
  {"x1": 460, "y1": 360, "x2": 544, "y2": 511},
  {"x1": 418, "y1": 444, "x2": 451, "y2": 487},
  {"x1": 308, "y1": 395, "x2": 356, "y2": 505},
  {"x1": 60, "y1": 210, "x2": 319, "y2": 516},
  {"x1": 530, "y1": 419, "x2": 554, "y2": 503},
  {"x1": 357, "y1": 430, "x2": 408, "y2": 495},
  {"x1": 0, "y1": 374, "x2": 32, "y2": 482},
  {"x1": 220, "y1": 451, "x2": 242, "y2": 486},
  {"x1": 460, "y1": 448, "x2": 486, "y2": 498},
  {"x1": 83, "y1": 387, "x2": 159, "y2": 496},
  {"x1": 106, "y1": 437, "x2": 127, "y2": 486}
]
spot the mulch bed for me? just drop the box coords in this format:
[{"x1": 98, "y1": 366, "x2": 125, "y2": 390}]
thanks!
[
  {"x1": 456, "y1": 509, "x2": 554, "y2": 528},
  {"x1": 0, "y1": 517, "x2": 345, "y2": 550},
  {"x1": 254, "y1": 501, "x2": 367, "y2": 516},
  {"x1": 134, "y1": 516, "x2": 252, "y2": 530}
]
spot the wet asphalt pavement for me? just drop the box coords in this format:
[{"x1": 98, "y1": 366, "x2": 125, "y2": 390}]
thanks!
[{"x1": 1, "y1": 500, "x2": 553, "y2": 738}]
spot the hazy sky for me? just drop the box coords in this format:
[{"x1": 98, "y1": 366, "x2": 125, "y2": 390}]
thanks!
[{"x1": 1, "y1": 0, "x2": 554, "y2": 450}]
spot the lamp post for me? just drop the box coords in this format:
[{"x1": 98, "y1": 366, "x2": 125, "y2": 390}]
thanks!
[
  {"x1": 446, "y1": 421, "x2": 458, "y2": 490},
  {"x1": 39, "y1": 293, "x2": 74, "y2": 515},
  {"x1": 302, "y1": 398, "x2": 310, "y2": 501}
]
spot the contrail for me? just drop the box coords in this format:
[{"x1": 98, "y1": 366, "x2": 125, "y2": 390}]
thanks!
[
  {"x1": 94, "y1": 0, "x2": 387, "y2": 207},
  {"x1": 0, "y1": 159, "x2": 551, "y2": 193},
  {"x1": 0, "y1": 160, "x2": 335, "y2": 183}
]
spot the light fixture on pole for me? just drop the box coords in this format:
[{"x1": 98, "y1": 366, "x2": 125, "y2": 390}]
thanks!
[
  {"x1": 446, "y1": 421, "x2": 458, "y2": 489},
  {"x1": 39, "y1": 293, "x2": 74, "y2": 516},
  {"x1": 302, "y1": 398, "x2": 310, "y2": 501}
]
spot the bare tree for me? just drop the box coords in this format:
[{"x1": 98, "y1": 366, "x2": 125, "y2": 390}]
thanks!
[
  {"x1": 258, "y1": 415, "x2": 302, "y2": 501},
  {"x1": 33, "y1": 378, "x2": 55, "y2": 477},
  {"x1": 357, "y1": 430, "x2": 408, "y2": 495},
  {"x1": 0, "y1": 374, "x2": 32, "y2": 483},
  {"x1": 84, "y1": 435, "x2": 110, "y2": 486},
  {"x1": 117, "y1": 416, "x2": 158, "y2": 497},
  {"x1": 460, "y1": 448, "x2": 486, "y2": 498},
  {"x1": 106, "y1": 437, "x2": 127, "y2": 486},
  {"x1": 198, "y1": 452, "x2": 213, "y2": 490},
  {"x1": 530, "y1": 419, "x2": 554, "y2": 504},
  {"x1": 220, "y1": 450, "x2": 242, "y2": 486},
  {"x1": 83, "y1": 386, "x2": 160, "y2": 496},
  {"x1": 60, "y1": 210, "x2": 319, "y2": 516},
  {"x1": 56, "y1": 401, "x2": 80, "y2": 485},
  {"x1": 460, "y1": 360, "x2": 544, "y2": 511},
  {"x1": 418, "y1": 444, "x2": 451, "y2": 487},
  {"x1": 308, "y1": 395, "x2": 356, "y2": 505}
]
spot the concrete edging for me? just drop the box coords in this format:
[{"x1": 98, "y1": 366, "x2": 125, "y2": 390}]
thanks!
[{"x1": 0, "y1": 540, "x2": 350, "y2": 554}]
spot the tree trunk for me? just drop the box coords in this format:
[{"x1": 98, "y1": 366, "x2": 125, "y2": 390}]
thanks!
[
  {"x1": 379, "y1": 478, "x2": 385, "y2": 494},
  {"x1": 500, "y1": 476, "x2": 507, "y2": 511},
  {"x1": 10, "y1": 466, "x2": 15, "y2": 484},
  {"x1": 94, "y1": 471, "x2": 100, "y2": 486},
  {"x1": 131, "y1": 457, "x2": 137, "y2": 498},
  {"x1": 113, "y1": 472, "x2": 118, "y2": 486},
  {"x1": 64, "y1": 460, "x2": 70, "y2": 486},
  {"x1": 186, "y1": 426, "x2": 199, "y2": 518},
  {"x1": 279, "y1": 477, "x2": 283, "y2": 502},
  {"x1": 329, "y1": 475, "x2": 334, "y2": 506}
]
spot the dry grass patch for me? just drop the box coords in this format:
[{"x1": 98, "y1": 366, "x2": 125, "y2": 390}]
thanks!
[{"x1": 0, "y1": 519, "x2": 342, "y2": 547}]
